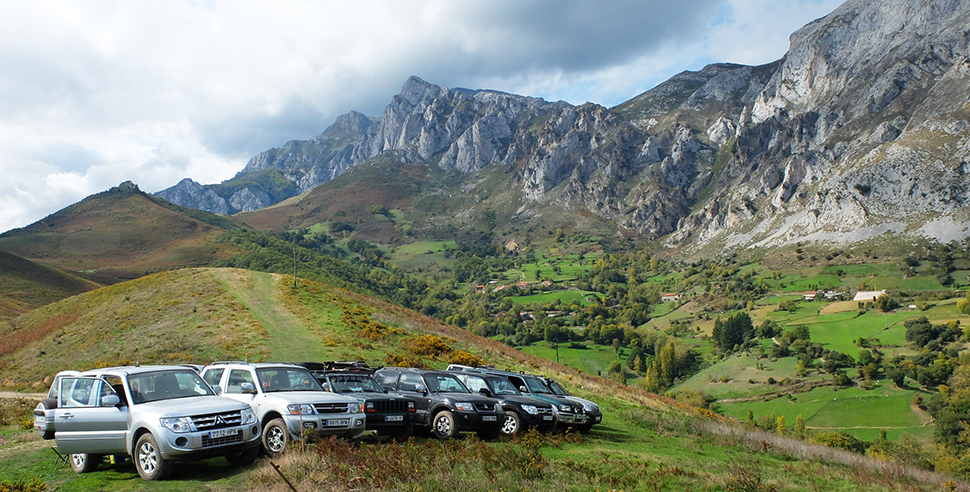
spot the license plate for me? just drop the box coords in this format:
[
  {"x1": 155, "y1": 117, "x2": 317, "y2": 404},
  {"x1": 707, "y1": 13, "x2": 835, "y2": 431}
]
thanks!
[
  {"x1": 326, "y1": 419, "x2": 350, "y2": 427},
  {"x1": 208, "y1": 428, "x2": 240, "y2": 438},
  {"x1": 384, "y1": 415, "x2": 404, "y2": 422},
  {"x1": 482, "y1": 415, "x2": 497, "y2": 422},
  {"x1": 542, "y1": 415, "x2": 553, "y2": 421}
]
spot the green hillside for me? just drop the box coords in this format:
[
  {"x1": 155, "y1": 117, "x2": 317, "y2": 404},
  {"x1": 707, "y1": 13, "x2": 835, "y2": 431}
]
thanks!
[
  {"x1": 0, "y1": 268, "x2": 964, "y2": 491},
  {"x1": 0, "y1": 250, "x2": 103, "y2": 321}
]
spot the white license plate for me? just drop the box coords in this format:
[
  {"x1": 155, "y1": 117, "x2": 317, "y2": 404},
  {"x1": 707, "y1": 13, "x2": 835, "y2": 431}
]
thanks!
[
  {"x1": 542, "y1": 415, "x2": 554, "y2": 421},
  {"x1": 208, "y1": 428, "x2": 240, "y2": 438},
  {"x1": 326, "y1": 419, "x2": 350, "y2": 427},
  {"x1": 384, "y1": 415, "x2": 404, "y2": 422},
  {"x1": 482, "y1": 415, "x2": 497, "y2": 422}
]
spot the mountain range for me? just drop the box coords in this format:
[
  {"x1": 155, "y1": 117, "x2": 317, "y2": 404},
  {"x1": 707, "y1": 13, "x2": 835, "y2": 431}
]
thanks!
[{"x1": 111, "y1": 0, "x2": 970, "y2": 252}]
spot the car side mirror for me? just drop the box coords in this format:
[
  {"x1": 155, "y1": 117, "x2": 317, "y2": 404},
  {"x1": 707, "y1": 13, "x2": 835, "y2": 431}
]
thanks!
[
  {"x1": 478, "y1": 388, "x2": 492, "y2": 398},
  {"x1": 241, "y1": 382, "x2": 257, "y2": 394},
  {"x1": 415, "y1": 384, "x2": 427, "y2": 395},
  {"x1": 211, "y1": 385, "x2": 223, "y2": 395},
  {"x1": 321, "y1": 383, "x2": 331, "y2": 392},
  {"x1": 101, "y1": 394, "x2": 121, "y2": 407},
  {"x1": 519, "y1": 386, "x2": 529, "y2": 393}
]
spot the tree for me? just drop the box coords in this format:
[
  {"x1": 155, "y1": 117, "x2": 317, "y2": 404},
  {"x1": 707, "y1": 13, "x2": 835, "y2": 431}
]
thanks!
[{"x1": 905, "y1": 317, "x2": 942, "y2": 348}]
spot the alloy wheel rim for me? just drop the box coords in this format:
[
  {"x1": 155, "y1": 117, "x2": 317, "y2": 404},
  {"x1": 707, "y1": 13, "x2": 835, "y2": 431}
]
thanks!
[
  {"x1": 139, "y1": 442, "x2": 157, "y2": 473},
  {"x1": 267, "y1": 425, "x2": 285, "y2": 451},
  {"x1": 502, "y1": 415, "x2": 517, "y2": 434}
]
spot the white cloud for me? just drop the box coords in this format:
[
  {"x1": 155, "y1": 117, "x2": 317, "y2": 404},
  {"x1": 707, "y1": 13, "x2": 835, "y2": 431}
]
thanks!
[{"x1": 0, "y1": 0, "x2": 845, "y2": 234}]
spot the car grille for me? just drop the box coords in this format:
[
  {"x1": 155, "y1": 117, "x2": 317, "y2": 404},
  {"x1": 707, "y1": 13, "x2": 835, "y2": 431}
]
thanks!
[
  {"x1": 371, "y1": 399, "x2": 410, "y2": 413},
  {"x1": 202, "y1": 432, "x2": 243, "y2": 448},
  {"x1": 536, "y1": 407, "x2": 554, "y2": 416},
  {"x1": 473, "y1": 402, "x2": 494, "y2": 412},
  {"x1": 192, "y1": 411, "x2": 243, "y2": 430},
  {"x1": 314, "y1": 402, "x2": 350, "y2": 414}
]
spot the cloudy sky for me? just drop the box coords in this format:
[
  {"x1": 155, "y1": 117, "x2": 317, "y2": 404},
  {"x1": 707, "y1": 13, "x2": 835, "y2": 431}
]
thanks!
[{"x1": 0, "y1": 0, "x2": 844, "y2": 233}]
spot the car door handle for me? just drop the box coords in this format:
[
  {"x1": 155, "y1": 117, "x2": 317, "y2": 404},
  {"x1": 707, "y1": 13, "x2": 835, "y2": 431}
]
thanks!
[{"x1": 59, "y1": 413, "x2": 74, "y2": 420}]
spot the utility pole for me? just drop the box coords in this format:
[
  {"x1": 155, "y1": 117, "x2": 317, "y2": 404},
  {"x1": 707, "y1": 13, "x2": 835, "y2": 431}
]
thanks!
[{"x1": 293, "y1": 240, "x2": 297, "y2": 288}]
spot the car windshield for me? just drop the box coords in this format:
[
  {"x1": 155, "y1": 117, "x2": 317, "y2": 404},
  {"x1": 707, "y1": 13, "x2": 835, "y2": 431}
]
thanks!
[
  {"x1": 426, "y1": 374, "x2": 469, "y2": 393},
  {"x1": 523, "y1": 376, "x2": 552, "y2": 394},
  {"x1": 127, "y1": 370, "x2": 213, "y2": 404},
  {"x1": 547, "y1": 380, "x2": 569, "y2": 396},
  {"x1": 329, "y1": 376, "x2": 384, "y2": 393},
  {"x1": 489, "y1": 378, "x2": 520, "y2": 395},
  {"x1": 256, "y1": 368, "x2": 324, "y2": 392}
]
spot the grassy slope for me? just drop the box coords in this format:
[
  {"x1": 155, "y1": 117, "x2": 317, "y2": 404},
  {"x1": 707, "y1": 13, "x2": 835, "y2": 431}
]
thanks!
[
  {"x1": 0, "y1": 268, "x2": 966, "y2": 491},
  {"x1": 0, "y1": 189, "x2": 241, "y2": 280},
  {"x1": 0, "y1": 251, "x2": 103, "y2": 321}
]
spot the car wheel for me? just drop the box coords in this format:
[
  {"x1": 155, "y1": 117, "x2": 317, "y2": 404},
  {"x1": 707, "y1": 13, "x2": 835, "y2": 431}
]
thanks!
[
  {"x1": 226, "y1": 446, "x2": 259, "y2": 466},
  {"x1": 577, "y1": 422, "x2": 594, "y2": 434},
  {"x1": 500, "y1": 411, "x2": 521, "y2": 436},
  {"x1": 69, "y1": 453, "x2": 100, "y2": 473},
  {"x1": 432, "y1": 411, "x2": 457, "y2": 439},
  {"x1": 135, "y1": 433, "x2": 172, "y2": 480},
  {"x1": 262, "y1": 418, "x2": 289, "y2": 457},
  {"x1": 35, "y1": 398, "x2": 57, "y2": 440}
]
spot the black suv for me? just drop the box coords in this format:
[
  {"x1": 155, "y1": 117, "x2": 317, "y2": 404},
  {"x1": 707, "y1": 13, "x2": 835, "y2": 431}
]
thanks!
[
  {"x1": 373, "y1": 368, "x2": 503, "y2": 440},
  {"x1": 297, "y1": 362, "x2": 416, "y2": 440},
  {"x1": 541, "y1": 377, "x2": 602, "y2": 433},
  {"x1": 449, "y1": 367, "x2": 586, "y2": 430},
  {"x1": 450, "y1": 371, "x2": 556, "y2": 436}
]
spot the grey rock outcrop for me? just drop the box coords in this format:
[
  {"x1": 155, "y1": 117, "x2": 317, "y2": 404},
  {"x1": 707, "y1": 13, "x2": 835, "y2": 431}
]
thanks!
[{"x1": 155, "y1": 178, "x2": 229, "y2": 215}]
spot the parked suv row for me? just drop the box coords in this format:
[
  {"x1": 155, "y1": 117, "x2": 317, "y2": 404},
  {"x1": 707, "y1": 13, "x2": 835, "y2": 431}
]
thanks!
[{"x1": 447, "y1": 364, "x2": 602, "y2": 433}]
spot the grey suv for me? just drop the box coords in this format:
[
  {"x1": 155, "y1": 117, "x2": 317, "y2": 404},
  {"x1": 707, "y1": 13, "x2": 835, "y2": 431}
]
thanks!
[{"x1": 34, "y1": 365, "x2": 260, "y2": 480}]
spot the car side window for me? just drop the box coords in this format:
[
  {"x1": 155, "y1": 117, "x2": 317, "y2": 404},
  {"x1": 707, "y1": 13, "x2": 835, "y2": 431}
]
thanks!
[
  {"x1": 374, "y1": 371, "x2": 399, "y2": 391},
  {"x1": 62, "y1": 378, "x2": 97, "y2": 408},
  {"x1": 464, "y1": 376, "x2": 487, "y2": 393},
  {"x1": 202, "y1": 368, "x2": 224, "y2": 388},
  {"x1": 225, "y1": 369, "x2": 254, "y2": 394},
  {"x1": 399, "y1": 373, "x2": 423, "y2": 392}
]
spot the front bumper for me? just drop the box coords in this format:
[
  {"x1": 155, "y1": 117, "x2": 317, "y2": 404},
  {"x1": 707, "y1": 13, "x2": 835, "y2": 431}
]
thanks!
[
  {"x1": 285, "y1": 412, "x2": 366, "y2": 437},
  {"x1": 455, "y1": 411, "x2": 503, "y2": 432},
  {"x1": 157, "y1": 424, "x2": 262, "y2": 460}
]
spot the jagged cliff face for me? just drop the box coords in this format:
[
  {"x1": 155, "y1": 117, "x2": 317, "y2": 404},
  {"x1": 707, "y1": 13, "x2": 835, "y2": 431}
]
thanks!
[{"x1": 159, "y1": 0, "x2": 970, "y2": 250}]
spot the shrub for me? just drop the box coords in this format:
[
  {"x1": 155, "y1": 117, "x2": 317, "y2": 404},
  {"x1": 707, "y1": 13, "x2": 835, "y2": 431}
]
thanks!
[
  {"x1": 448, "y1": 350, "x2": 484, "y2": 367},
  {"x1": 406, "y1": 335, "x2": 454, "y2": 357}
]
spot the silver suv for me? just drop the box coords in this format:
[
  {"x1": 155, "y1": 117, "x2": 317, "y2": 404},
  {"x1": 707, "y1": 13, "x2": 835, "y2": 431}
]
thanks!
[
  {"x1": 201, "y1": 362, "x2": 365, "y2": 456},
  {"x1": 33, "y1": 365, "x2": 261, "y2": 480}
]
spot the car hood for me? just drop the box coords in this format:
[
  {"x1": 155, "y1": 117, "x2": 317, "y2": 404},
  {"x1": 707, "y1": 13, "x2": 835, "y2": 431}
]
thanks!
[
  {"x1": 258, "y1": 391, "x2": 358, "y2": 405},
  {"x1": 135, "y1": 396, "x2": 248, "y2": 416}
]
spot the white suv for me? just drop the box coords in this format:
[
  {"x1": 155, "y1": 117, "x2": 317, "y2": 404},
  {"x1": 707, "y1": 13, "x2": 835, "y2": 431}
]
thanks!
[{"x1": 201, "y1": 362, "x2": 365, "y2": 456}]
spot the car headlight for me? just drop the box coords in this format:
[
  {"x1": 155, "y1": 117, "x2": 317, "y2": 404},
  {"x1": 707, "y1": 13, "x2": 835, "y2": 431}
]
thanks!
[
  {"x1": 348, "y1": 402, "x2": 361, "y2": 413},
  {"x1": 455, "y1": 402, "x2": 475, "y2": 412},
  {"x1": 288, "y1": 404, "x2": 316, "y2": 415},
  {"x1": 365, "y1": 401, "x2": 375, "y2": 412},
  {"x1": 160, "y1": 417, "x2": 197, "y2": 433},
  {"x1": 407, "y1": 401, "x2": 415, "y2": 410},
  {"x1": 493, "y1": 403, "x2": 501, "y2": 412},
  {"x1": 521, "y1": 405, "x2": 538, "y2": 415},
  {"x1": 241, "y1": 408, "x2": 257, "y2": 424},
  {"x1": 583, "y1": 402, "x2": 599, "y2": 412},
  {"x1": 559, "y1": 404, "x2": 572, "y2": 412}
]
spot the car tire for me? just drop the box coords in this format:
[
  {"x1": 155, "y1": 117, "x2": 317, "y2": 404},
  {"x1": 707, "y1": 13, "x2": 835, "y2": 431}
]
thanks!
[
  {"x1": 35, "y1": 398, "x2": 57, "y2": 440},
  {"x1": 500, "y1": 411, "x2": 521, "y2": 436},
  {"x1": 226, "y1": 446, "x2": 259, "y2": 466},
  {"x1": 577, "y1": 422, "x2": 594, "y2": 434},
  {"x1": 432, "y1": 411, "x2": 457, "y2": 439},
  {"x1": 387, "y1": 423, "x2": 414, "y2": 442},
  {"x1": 262, "y1": 418, "x2": 289, "y2": 457},
  {"x1": 135, "y1": 433, "x2": 172, "y2": 480},
  {"x1": 69, "y1": 453, "x2": 100, "y2": 473}
]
